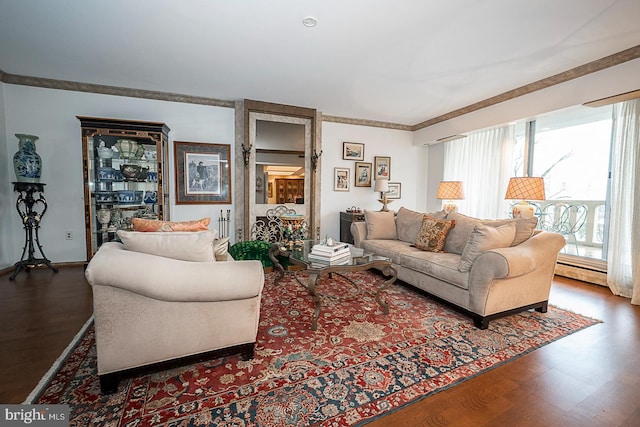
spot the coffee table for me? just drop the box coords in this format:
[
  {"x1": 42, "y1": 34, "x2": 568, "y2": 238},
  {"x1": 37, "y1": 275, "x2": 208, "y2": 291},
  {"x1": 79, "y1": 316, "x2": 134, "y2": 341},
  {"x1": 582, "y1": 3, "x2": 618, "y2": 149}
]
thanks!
[{"x1": 269, "y1": 241, "x2": 397, "y2": 330}]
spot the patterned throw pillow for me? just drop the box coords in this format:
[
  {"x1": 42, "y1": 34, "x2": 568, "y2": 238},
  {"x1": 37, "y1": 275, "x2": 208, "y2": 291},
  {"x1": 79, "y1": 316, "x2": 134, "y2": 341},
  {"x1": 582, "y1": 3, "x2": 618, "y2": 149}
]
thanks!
[
  {"x1": 132, "y1": 217, "x2": 211, "y2": 232},
  {"x1": 415, "y1": 216, "x2": 456, "y2": 252}
]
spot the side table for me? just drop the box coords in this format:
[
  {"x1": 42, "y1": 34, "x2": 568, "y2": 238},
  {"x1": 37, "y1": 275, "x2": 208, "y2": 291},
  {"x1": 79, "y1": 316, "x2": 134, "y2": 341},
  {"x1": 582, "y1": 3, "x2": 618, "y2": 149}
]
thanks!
[
  {"x1": 9, "y1": 182, "x2": 59, "y2": 280},
  {"x1": 340, "y1": 211, "x2": 365, "y2": 244}
]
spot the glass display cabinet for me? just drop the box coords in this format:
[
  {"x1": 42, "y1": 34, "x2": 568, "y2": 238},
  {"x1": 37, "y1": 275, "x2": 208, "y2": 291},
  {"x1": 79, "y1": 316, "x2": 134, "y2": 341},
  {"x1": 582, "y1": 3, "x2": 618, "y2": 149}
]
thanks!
[{"x1": 78, "y1": 117, "x2": 170, "y2": 260}]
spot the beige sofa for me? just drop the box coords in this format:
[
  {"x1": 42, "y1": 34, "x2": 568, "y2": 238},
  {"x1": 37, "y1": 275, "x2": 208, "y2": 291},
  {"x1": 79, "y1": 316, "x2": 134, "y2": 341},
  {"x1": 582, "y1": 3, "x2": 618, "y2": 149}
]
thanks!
[
  {"x1": 351, "y1": 207, "x2": 565, "y2": 329},
  {"x1": 85, "y1": 237, "x2": 265, "y2": 394}
]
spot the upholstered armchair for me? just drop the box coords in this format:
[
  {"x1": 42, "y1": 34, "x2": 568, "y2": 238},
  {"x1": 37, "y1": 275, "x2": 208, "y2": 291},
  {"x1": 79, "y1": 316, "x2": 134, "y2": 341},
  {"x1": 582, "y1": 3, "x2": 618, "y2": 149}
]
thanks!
[{"x1": 85, "y1": 238, "x2": 265, "y2": 394}]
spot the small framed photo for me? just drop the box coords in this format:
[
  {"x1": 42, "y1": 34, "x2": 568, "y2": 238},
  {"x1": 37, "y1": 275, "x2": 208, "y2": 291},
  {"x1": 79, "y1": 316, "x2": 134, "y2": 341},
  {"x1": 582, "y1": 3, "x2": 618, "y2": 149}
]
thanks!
[
  {"x1": 355, "y1": 162, "x2": 372, "y2": 187},
  {"x1": 343, "y1": 142, "x2": 365, "y2": 161},
  {"x1": 387, "y1": 182, "x2": 401, "y2": 199},
  {"x1": 174, "y1": 141, "x2": 231, "y2": 204},
  {"x1": 334, "y1": 167, "x2": 350, "y2": 191},
  {"x1": 374, "y1": 156, "x2": 391, "y2": 180}
]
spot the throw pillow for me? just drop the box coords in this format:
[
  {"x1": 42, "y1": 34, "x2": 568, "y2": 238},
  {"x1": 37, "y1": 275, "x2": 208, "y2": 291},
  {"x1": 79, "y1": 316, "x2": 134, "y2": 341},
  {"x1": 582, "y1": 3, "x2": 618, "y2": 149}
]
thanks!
[
  {"x1": 443, "y1": 212, "x2": 481, "y2": 255},
  {"x1": 213, "y1": 237, "x2": 230, "y2": 261},
  {"x1": 117, "y1": 230, "x2": 216, "y2": 262},
  {"x1": 131, "y1": 217, "x2": 211, "y2": 232},
  {"x1": 395, "y1": 206, "x2": 446, "y2": 243},
  {"x1": 414, "y1": 216, "x2": 456, "y2": 252},
  {"x1": 364, "y1": 209, "x2": 398, "y2": 240},
  {"x1": 458, "y1": 223, "x2": 516, "y2": 272},
  {"x1": 482, "y1": 217, "x2": 538, "y2": 246}
]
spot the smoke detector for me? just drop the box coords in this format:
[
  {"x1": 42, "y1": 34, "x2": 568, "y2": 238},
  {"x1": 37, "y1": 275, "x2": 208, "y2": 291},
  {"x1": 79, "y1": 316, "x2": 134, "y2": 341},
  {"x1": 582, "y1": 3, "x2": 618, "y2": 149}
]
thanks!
[{"x1": 302, "y1": 16, "x2": 318, "y2": 27}]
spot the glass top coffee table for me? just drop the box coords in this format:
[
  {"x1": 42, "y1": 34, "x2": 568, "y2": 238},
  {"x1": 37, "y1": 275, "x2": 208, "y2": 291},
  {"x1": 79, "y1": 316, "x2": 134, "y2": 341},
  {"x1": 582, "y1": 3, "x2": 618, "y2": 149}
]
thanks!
[{"x1": 269, "y1": 241, "x2": 397, "y2": 331}]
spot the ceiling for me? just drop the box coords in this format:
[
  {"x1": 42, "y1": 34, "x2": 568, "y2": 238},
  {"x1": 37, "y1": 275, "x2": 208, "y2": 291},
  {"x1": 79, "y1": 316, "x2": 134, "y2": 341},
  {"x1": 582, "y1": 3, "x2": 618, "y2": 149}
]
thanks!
[{"x1": 1, "y1": 0, "x2": 639, "y2": 126}]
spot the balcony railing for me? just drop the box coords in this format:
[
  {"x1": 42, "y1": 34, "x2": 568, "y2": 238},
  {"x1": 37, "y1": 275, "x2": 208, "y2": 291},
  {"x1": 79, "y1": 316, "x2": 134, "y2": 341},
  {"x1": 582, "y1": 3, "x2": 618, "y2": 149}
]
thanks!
[{"x1": 531, "y1": 200, "x2": 605, "y2": 260}]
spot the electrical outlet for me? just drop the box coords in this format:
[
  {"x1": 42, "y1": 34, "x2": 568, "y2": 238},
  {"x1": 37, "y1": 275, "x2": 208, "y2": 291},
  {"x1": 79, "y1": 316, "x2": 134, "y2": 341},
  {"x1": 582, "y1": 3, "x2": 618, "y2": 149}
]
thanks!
[{"x1": 65, "y1": 231, "x2": 73, "y2": 240}]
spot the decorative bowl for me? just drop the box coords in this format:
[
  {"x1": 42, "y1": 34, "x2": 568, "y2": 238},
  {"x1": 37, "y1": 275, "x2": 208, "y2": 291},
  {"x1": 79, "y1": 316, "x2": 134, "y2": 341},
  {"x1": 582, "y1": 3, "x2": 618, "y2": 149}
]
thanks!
[
  {"x1": 116, "y1": 190, "x2": 143, "y2": 204},
  {"x1": 115, "y1": 139, "x2": 145, "y2": 159},
  {"x1": 96, "y1": 146, "x2": 113, "y2": 159},
  {"x1": 120, "y1": 164, "x2": 149, "y2": 181},
  {"x1": 144, "y1": 149, "x2": 157, "y2": 161},
  {"x1": 97, "y1": 167, "x2": 116, "y2": 182},
  {"x1": 94, "y1": 191, "x2": 116, "y2": 203},
  {"x1": 143, "y1": 191, "x2": 158, "y2": 204}
]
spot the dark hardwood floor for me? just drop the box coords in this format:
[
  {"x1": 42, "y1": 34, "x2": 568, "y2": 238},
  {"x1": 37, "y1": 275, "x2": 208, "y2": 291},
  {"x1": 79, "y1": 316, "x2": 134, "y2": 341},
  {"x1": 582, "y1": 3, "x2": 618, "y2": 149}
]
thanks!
[{"x1": 1, "y1": 267, "x2": 639, "y2": 426}]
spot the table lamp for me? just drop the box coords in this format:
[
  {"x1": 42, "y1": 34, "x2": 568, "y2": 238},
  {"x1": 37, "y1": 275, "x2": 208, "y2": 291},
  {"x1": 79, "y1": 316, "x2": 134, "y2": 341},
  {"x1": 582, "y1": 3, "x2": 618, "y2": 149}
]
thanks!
[
  {"x1": 504, "y1": 177, "x2": 545, "y2": 218},
  {"x1": 436, "y1": 181, "x2": 464, "y2": 213},
  {"x1": 374, "y1": 179, "x2": 391, "y2": 212}
]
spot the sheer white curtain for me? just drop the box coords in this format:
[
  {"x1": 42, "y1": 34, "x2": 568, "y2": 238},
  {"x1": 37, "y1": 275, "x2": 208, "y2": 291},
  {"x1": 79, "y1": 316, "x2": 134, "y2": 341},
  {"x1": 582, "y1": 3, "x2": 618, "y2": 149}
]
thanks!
[
  {"x1": 607, "y1": 99, "x2": 640, "y2": 305},
  {"x1": 443, "y1": 125, "x2": 515, "y2": 219}
]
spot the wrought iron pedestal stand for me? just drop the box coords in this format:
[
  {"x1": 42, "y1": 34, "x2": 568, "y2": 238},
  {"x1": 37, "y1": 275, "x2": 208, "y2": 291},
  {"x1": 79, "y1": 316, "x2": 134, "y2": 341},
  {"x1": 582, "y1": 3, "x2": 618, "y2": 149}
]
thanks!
[{"x1": 9, "y1": 182, "x2": 59, "y2": 280}]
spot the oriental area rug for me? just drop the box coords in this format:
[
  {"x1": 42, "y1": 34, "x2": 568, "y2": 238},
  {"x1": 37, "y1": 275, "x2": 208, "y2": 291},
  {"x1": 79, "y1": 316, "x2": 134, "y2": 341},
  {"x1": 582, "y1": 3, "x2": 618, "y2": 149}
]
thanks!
[{"x1": 29, "y1": 271, "x2": 599, "y2": 426}]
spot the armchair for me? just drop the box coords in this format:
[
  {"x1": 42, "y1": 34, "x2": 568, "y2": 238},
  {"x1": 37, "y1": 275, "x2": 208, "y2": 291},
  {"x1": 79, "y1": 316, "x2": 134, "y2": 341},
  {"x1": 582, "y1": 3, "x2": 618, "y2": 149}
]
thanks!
[{"x1": 85, "y1": 241, "x2": 265, "y2": 394}]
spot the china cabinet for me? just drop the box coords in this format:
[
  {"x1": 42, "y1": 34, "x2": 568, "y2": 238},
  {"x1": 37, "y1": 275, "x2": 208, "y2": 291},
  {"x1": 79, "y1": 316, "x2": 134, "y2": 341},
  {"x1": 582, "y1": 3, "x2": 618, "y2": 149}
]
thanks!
[
  {"x1": 78, "y1": 117, "x2": 170, "y2": 260},
  {"x1": 275, "y1": 178, "x2": 304, "y2": 204}
]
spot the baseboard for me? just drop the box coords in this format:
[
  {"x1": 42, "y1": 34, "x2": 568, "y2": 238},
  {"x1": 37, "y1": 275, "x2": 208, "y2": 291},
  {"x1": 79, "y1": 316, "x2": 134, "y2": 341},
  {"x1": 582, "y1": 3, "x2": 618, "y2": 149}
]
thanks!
[
  {"x1": 555, "y1": 263, "x2": 607, "y2": 286},
  {"x1": 0, "y1": 261, "x2": 86, "y2": 277}
]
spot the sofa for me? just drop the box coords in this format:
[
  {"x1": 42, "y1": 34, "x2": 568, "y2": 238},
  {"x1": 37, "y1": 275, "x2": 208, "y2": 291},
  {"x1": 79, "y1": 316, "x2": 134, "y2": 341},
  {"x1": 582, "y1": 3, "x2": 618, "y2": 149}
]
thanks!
[
  {"x1": 85, "y1": 230, "x2": 265, "y2": 394},
  {"x1": 351, "y1": 207, "x2": 566, "y2": 328}
]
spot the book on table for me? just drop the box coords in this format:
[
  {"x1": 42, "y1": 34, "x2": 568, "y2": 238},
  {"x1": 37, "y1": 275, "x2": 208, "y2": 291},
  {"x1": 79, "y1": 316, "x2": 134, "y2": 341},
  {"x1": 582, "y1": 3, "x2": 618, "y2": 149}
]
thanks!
[
  {"x1": 308, "y1": 252, "x2": 351, "y2": 266},
  {"x1": 309, "y1": 247, "x2": 350, "y2": 260},
  {"x1": 311, "y1": 241, "x2": 349, "y2": 254}
]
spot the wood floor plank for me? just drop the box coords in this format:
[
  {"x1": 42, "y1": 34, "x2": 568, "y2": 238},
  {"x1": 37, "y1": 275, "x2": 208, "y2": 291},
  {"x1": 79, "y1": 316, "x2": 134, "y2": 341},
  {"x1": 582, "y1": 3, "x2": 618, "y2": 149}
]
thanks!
[{"x1": 1, "y1": 267, "x2": 639, "y2": 426}]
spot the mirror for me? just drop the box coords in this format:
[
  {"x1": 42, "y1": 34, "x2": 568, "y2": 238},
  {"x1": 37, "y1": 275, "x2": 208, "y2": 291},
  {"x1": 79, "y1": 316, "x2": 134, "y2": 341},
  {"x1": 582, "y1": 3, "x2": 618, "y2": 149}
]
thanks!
[
  {"x1": 255, "y1": 120, "x2": 305, "y2": 205},
  {"x1": 236, "y1": 100, "x2": 320, "y2": 242}
]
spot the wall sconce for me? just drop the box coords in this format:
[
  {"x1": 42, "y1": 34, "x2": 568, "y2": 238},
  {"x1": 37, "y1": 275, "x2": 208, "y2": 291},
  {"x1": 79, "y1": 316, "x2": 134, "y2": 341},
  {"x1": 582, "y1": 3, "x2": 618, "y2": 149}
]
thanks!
[
  {"x1": 242, "y1": 143, "x2": 252, "y2": 167},
  {"x1": 374, "y1": 179, "x2": 391, "y2": 212},
  {"x1": 504, "y1": 177, "x2": 545, "y2": 218},
  {"x1": 437, "y1": 181, "x2": 464, "y2": 213}
]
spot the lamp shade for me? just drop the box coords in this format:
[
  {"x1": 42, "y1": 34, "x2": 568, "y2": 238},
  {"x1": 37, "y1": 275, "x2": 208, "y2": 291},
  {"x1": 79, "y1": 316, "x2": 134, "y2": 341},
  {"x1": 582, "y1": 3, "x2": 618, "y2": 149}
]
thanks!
[
  {"x1": 374, "y1": 179, "x2": 389, "y2": 193},
  {"x1": 436, "y1": 181, "x2": 464, "y2": 200},
  {"x1": 504, "y1": 177, "x2": 545, "y2": 200}
]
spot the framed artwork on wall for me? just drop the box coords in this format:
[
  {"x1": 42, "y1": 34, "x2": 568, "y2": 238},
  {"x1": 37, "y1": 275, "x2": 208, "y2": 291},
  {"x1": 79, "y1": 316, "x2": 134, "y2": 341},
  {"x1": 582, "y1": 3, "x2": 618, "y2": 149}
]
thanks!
[
  {"x1": 334, "y1": 167, "x2": 350, "y2": 191},
  {"x1": 374, "y1": 156, "x2": 391, "y2": 180},
  {"x1": 174, "y1": 141, "x2": 231, "y2": 204},
  {"x1": 343, "y1": 142, "x2": 365, "y2": 161},
  {"x1": 387, "y1": 182, "x2": 401, "y2": 199},
  {"x1": 355, "y1": 162, "x2": 372, "y2": 187}
]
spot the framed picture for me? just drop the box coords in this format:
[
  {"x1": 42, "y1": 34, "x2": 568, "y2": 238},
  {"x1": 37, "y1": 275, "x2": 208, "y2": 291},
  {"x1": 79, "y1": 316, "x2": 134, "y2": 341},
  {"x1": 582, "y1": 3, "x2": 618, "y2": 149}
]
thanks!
[
  {"x1": 174, "y1": 141, "x2": 231, "y2": 204},
  {"x1": 334, "y1": 167, "x2": 350, "y2": 191},
  {"x1": 343, "y1": 142, "x2": 365, "y2": 161},
  {"x1": 374, "y1": 156, "x2": 391, "y2": 180},
  {"x1": 387, "y1": 182, "x2": 401, "y2": 199},
  {"x1": 355, "y1": 162, "x2": 372, "y2": 187}
]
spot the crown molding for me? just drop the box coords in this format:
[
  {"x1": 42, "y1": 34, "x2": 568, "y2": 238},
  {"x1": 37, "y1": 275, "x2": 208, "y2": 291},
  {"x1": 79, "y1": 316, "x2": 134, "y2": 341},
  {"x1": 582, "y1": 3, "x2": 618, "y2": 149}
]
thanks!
[
  {"x1": 321, "y1": 115, "x2": 412, "y2": 131},
  {"x1": 413, "y1": 44, "x2": 640, "y2": 131},
  {"x1": 0, "y1": 71, "x2": 235, "y2": 108},
  {"x1": 3, "y1": 44, "x2": 639, "y2": 132}
]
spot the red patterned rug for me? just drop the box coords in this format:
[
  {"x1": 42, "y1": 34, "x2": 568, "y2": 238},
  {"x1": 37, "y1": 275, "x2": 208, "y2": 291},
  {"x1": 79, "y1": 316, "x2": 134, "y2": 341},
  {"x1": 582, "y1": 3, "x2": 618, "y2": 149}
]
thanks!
[{"x1": 30, "y1": 270, "x2": 599, "y2": 426}]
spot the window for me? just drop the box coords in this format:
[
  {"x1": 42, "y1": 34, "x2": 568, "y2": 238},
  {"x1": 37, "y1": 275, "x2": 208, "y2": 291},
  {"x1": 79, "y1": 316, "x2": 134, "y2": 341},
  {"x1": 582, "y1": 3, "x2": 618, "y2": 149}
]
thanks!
[{"x1": 527, "y1": 105, "x2": 613, "y2": 262}]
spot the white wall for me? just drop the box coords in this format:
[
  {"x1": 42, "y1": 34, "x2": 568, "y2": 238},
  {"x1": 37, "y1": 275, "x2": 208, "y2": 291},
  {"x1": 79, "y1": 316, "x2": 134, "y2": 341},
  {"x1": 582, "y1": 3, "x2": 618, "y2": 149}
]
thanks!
[
  {"x1": 425, "y1": 142, "x2": 445, "y2": 213},
  {"x1": 0, "y1": 82, "x2": 13, "y2": 268},
  {"x1": 413, "y1": 58, "x2": 640, "y2": 145},
  {"x1": 2, "y1": 84, "x2": 234, "y2": 267},
  {"x1": 320, "y1": 122, "x2": 423, "y2": 241}
]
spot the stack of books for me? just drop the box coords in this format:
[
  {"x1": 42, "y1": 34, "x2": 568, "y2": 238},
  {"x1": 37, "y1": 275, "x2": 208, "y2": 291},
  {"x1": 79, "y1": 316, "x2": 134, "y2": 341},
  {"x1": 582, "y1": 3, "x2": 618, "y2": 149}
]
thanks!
[{"x1": 308, "y1": 241, "x2": 351, "y2": 265}]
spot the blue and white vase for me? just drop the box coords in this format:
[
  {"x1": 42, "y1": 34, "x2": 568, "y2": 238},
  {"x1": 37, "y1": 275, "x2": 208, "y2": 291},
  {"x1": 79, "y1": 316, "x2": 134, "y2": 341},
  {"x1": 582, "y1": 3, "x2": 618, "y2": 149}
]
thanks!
[{"x1": 13, "y1": 134, "x2": 42, "y2": 183}]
